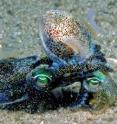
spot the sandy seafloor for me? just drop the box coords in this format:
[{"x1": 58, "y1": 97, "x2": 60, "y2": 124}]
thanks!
[{"x1": 0, "y1": 0, "x2": 117, "y2": 123}]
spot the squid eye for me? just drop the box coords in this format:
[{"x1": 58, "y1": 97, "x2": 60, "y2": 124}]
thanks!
[
  {"x1": 34, "y1": 73, "x2": 52, "y2": 87},
  {"x1": 88, "y1": 78, "x2": 100, "y2": 87},
  {"x1": 83, "y1": 77, "x2": 102, "y2": 92},
  {"x1": 26, "y1": 67, "x2": 53, "y2": 90}
]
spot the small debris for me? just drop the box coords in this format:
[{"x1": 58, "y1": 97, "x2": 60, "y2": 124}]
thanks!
[
  {"x1": 72, "y1": 122, "x2": 77, "y2": 124},
  {"x1": 40, "y1": 121, "x2": 44, "y2": 124},
  {"x1": 0, "y1": 44, "x2": 2, "y2": 48}
]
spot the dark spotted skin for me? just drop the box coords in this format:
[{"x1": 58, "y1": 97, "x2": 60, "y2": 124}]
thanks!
[
  {"x1": 0, "y1": 10, "x2": 114, "y2": 112},
  {"x1": 0, "y1": 55, "x2": 113, "y2": 112},
  {"x1": 46, "y1": 39, "x2": 74, "y2": 60},
  {"x1": 0, "y1": 56, "x2": 40, "y2": 109}
]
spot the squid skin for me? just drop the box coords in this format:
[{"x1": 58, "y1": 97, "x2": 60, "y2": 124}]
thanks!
[{"x1": 0, "y1": 10, "x2": 116, "y2": 112}]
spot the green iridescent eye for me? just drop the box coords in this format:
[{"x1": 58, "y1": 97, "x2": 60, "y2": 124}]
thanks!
[
  {"x1": 88, "y1": 77, "x2": 100, "y2": 85},
  {"x1": 35, "y1": 74, "x2": 51, "y2": 87},
  {"x1": 37, "y1": 74, "x2": 49, "y2": 84},
  {"x1": 83, "y1": 77, "x2": 101, "y2": 92},
  {"x1": 83, "y1": 71, "x2": 106, "y2": 92},
  {"x1": 32, "y1": 68, "x2": 53, "y2": 88}
]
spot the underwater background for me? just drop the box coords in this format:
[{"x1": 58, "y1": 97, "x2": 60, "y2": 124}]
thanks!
[{"x1": 0, "y1": 0, "x2": 117, "y2": 123}]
